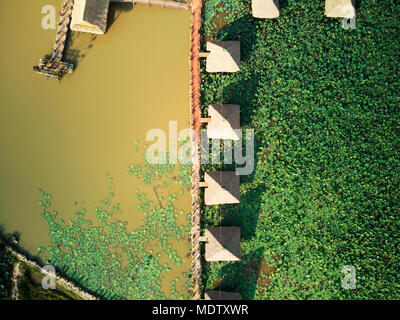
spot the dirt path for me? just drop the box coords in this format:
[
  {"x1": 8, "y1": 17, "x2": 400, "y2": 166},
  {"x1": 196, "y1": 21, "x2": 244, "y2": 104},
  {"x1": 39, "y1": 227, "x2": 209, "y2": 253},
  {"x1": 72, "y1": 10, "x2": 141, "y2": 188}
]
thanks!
[
  {"x1": 10, "y1": 262, "x2": 23, "y2": 300},
  {"x1": 189, "y1": 0, "x2": 202, "y2": 300},
  {"x1": 5, "y1": 245, "x2": 96, "y2": 300}
]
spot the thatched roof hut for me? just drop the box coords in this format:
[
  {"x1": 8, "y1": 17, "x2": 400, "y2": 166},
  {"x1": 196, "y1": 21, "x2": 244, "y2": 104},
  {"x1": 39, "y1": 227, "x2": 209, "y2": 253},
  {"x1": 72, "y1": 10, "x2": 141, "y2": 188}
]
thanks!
[
  {"x1": 205, "y1": 291, "x2": 242, "y2": 300},
  {"x1": 325, "y1": 0, "x2": 355, "y2": 18},
  {"x1": 204, "y1": 227, "x2": 241, "y2": 262},
  {"x1": 203, "y1": 171, "x2": 240, "y2": 205},
  {"x1": 207, "y1": 104, "x2": 241, "y2": 140},
  {"x1": 206, "y1": 41, "x2": 241, "y2": 73},
  {"x1": 252, "y1": 0, "x2": 280, "y2": 19},
  {"x1": 71, "y1": 0, "x2": 110, "y2": 34}
]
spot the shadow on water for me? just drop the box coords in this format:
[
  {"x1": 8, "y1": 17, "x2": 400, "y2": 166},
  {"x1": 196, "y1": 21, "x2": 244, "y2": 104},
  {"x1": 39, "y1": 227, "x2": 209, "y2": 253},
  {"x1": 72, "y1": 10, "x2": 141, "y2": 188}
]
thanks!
[
  {"x1": 215, "y1": 14, "x2": 258, "y2": 63},
  {"x1": 280, "y1": 0, "x2": 289, "y2": 9},
  {"x1": 203, "y1": 247, "x2": 265, "y2": 299},
  {"x1": 278, "y1": 0, "x2": 360, "y2": 10},
  {"x1": 0, "y1": 225, "x2": 45, "y2": 266},
  {"x1": 0, "y1": 224, "x2": 100, "y2": 299},
  {"x1": 221, "y1": 184, "x2": 264, "y2": 241},
  {"x1": 62, "y1": 31, "x2": 97, "y2": 70},
  {"x1": 354, "y1": 0, "x2": 362, "y2": 10},
  {"x1": 107, "y1": 2, "x2": 134, "y2": 30}
]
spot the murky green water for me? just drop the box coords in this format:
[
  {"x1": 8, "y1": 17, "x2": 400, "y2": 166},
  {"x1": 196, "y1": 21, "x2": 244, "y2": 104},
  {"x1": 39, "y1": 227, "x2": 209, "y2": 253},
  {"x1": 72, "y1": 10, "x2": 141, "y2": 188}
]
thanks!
[{"x1": 0, "y1": 1, "x2": 192, "y2": 299}]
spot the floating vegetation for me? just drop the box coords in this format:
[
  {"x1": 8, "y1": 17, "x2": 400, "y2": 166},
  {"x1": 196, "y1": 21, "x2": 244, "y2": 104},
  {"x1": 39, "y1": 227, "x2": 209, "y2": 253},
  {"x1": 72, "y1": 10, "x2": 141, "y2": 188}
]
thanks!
[
  {"x1": 39, "y1": 144, "x2": 192, "y2": 299},
  {"x1": 202, "y1": 0, "x2": 400, "y2": 300},
  {"x1": 170, "y1": 277, "x2": 180, "y2": 299}
]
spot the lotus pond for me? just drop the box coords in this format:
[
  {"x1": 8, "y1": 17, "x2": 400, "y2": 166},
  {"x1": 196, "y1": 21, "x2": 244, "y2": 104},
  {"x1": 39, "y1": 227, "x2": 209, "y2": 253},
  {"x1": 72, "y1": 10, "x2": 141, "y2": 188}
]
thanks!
[{"x1": 0, "y1": 1, "x2": 192, "y2": 299}]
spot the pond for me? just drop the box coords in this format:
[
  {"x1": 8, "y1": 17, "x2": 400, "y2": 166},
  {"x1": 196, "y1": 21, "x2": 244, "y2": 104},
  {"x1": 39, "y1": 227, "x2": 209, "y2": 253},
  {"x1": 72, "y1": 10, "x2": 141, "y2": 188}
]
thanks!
[{"x1": 0, "y1": 0, "x2": 192, "y2": 299}]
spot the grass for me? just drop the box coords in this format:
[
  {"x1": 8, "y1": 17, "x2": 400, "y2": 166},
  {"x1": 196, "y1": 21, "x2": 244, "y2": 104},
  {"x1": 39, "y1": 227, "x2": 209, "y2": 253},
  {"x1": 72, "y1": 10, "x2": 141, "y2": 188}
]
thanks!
[
  {"x1": 0, "y1": 240, "x2": 15, "y2": 299},
  {"x1": 17, "y1": 263, "x2": 82, "y2": 300}
]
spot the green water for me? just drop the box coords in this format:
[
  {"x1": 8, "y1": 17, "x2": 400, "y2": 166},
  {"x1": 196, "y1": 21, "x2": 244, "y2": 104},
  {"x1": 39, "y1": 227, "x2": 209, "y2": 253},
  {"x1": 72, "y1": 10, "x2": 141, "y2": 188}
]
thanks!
[{"x1": 0, "y1": 1, "x2": 192, "y2": 299}]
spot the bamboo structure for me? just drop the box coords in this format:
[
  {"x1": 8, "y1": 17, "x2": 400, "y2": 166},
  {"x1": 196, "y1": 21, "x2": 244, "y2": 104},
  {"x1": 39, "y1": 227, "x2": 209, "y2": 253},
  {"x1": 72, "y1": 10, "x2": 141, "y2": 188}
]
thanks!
[
  {"x1": 189, "y1": 0, "x2": 202, "y2": 300},
  {"x1": 33, "y1": 0, "x2": 74, "y2": 80}
]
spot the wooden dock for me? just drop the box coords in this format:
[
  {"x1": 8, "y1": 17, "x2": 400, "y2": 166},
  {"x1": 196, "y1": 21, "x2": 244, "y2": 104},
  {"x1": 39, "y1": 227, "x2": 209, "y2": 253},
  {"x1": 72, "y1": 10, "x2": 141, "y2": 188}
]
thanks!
[
  {"x1": 189, "y1": 0, "x2": 202, "y2": 300},
  {"x1": 33, "y1": 0, "x2": 75, "y2": 80},
  {"x1": 111, "y1": 0, "x2": 190, "y2": 10}
]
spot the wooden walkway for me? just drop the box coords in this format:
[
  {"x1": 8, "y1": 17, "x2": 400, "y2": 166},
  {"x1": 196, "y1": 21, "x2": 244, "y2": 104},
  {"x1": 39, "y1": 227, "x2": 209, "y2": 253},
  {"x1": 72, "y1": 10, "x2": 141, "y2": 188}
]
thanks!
[
  {"x1": 189, "y1": 0, "x2": 202, "y2": 300},
  {"x1": 52, "y1": 0, "x2": 74, "y2": 61},
  {"x1": 33, "y1": 0, "x2": 74, "y2": 80}
]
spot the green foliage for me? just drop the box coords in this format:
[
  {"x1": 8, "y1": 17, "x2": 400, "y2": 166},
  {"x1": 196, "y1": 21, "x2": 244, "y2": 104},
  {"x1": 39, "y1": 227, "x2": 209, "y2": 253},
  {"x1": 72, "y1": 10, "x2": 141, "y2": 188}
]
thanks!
[
  {"x1": 17, "y1": 264, "x2": 78, "y2": 300},
  {"x1": 39, "y1": 145, "x2": 192, "y2": 299},
  {"x1": 0, "y1": 242, "x2": 15, "y2": 299},
  {"x1": 201, "y1": 0, "x2": 400, "y2": 299}
]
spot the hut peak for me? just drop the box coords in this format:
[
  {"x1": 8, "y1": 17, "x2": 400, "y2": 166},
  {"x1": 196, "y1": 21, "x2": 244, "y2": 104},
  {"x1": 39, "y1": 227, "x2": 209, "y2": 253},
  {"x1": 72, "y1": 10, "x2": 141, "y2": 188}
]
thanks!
[
  {"x1": 206, "y1": 104, "x2": 241, "y2": 141},
  {"x1": 205, "y1": 290, "x2": 242, "y2": 300},
  {"x1": 203, "y1": 171, "x2": 240, "y2": 205},
  {"x1": 252, "y1": 0, "x2": 280, "y2": 19},
  {"x1": 205, "y1": 41, "x2": 241, "y2": 73},
  {"x1": 204, "y1": 227, "x2": 241, "y2": 262},
  {"x1": 325, "y1": 0, "x2": 355, "y2": 18}
]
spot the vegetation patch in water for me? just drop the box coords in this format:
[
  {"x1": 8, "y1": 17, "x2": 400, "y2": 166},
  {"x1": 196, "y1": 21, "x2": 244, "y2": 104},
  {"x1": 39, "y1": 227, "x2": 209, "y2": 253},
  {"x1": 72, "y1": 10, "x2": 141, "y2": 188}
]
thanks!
[{"x1": 38, "y1": 144, "x2": 192, "y2": 299}]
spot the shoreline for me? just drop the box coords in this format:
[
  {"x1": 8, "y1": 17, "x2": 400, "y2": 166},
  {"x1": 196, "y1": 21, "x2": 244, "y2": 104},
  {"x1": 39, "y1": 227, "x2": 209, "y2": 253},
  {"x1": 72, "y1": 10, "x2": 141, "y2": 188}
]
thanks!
[{"x1": 4, "y1": 242, "x2": 97, "y2": 300}]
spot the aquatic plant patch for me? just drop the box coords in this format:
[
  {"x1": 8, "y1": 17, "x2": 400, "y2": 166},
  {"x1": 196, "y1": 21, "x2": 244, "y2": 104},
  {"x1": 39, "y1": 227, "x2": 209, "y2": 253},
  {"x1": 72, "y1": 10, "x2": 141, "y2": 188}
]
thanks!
[
  {"x1": 38, "y1": 143, "x2": 192, "y2": 299},
  {"x1": 201, "y1": 0, "x2": 400, "y2": 299}
]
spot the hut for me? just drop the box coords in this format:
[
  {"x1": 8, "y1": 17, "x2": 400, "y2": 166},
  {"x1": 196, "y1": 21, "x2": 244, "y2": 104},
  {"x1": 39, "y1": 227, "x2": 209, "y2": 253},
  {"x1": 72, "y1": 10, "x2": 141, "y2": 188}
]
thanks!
[
  {"x1": 202, "y1": 227, "x2": 241, "y2": 262},
  {"x1": 202, "y1": 105, "x2": 241, "y2": 140},
  {"x1": 201, "y1": 171, "x2": 240, "y2": 205},
  {"x1": 205, "y1": 291, "x2": 242, "y2": 300},
  {"x1": 252, "y1": 0, "x2": 280, "y2": 19},
  {"x1": 71, "y1": 0, "x2": 110, "y2": 34},
  {"x1": 205, "y1": 41, "x2": 241, "y2": 73},
  {"x1": 325, "y1": 0, "x2": 355, "y2": 18}
]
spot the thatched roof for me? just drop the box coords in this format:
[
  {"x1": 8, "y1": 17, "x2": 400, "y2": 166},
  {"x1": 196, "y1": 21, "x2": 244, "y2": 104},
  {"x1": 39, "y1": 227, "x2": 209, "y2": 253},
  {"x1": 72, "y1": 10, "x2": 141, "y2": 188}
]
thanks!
[
  {"x1": 205, "y1": 227, "x2": 241, "y2": 262},
  {"x1": 206, "y1": 41, "x2": 241, "y2": 73},
  {"x1": 325, "y1": 0, "x2": 355, "y2": 18},
  {"x1": 207, "y1": 105, "x2": 241, "y2": 140},
  {"x1": 252, "y1": 0, "x2": 280, "y2": 19},
  {"x1": 204, "y1": 171, "x2": 240, "y2": 205},
  {"x1": 205, "y1": 291, "x2": 242, "y2": 300},
  {"x1": 71, "y1": 0, "x2": 110, "y2": 34}
]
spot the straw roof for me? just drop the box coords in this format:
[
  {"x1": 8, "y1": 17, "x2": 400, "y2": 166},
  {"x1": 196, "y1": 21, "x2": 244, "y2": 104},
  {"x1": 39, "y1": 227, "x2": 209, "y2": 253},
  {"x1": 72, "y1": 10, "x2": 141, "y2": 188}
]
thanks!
[
  {"x1": 252, "y1": 0, "x2": 280, "y2": 19},
  {"x1": 205, "y1": 291, "x2": 242, "y2": 300},
  {"x1": 207, "y1": 105, "x2": 241, "y2": 140},
  {"x1": 325, "y1": 0, "x2": 355, "y2": 18},
  {"x1": 206, "y1": 41, "x2": 241, "y2": 73},
  {"x1": 205, "y1": 227, "x2": 241, "y2": 262},
  {"x1": 71, "y1": 0, "x2": 110, "y2": 34},
  {"x1": 204, "y1": 171, "x2": 240, "y2": 205}
]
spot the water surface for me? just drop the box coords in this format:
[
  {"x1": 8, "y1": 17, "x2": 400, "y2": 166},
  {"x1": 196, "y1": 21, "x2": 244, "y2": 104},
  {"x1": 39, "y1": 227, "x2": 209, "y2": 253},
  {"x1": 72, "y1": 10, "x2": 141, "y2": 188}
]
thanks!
[{"x1": 0, "y1": 1, "x2": 192, "y2": 299}]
